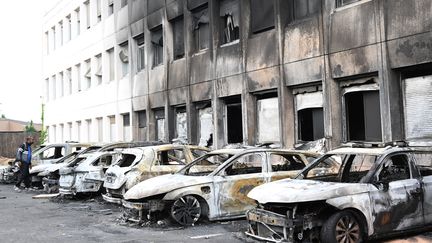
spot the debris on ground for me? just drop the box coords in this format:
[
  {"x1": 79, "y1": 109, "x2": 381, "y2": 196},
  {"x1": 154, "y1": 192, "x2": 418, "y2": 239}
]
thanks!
[
  {"x1": 32, "y1": 193, "x2": 60, "y2": 199},
  {"x1": 190, "y1": 233, "x2": 224, "y2": 239}
]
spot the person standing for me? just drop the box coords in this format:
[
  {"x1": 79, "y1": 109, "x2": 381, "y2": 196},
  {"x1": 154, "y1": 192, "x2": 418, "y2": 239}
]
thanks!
[{"x1": 14, "y1": 136, "x2": 34, "y2": 191}]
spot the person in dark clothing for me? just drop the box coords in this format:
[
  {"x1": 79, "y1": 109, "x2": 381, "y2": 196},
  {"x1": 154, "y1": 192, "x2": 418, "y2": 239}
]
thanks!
[{"x1": 14, "y1": 136, "x2": 34, "y2": 191}]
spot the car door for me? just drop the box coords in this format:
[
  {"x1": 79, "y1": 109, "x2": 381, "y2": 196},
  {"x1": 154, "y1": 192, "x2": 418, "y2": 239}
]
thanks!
[
  {"x1": 412, "y1": 152, "x2": 432, "y2": 224},
  {"x1": 369, "y1": 153, "x2": 423, "y2": 235},
  {"x1": 267, "y1": 152, "x2": 308, "y2": 182},
  {"x1": 213, "y1": 152, "x2": 267, "y2": 218}
]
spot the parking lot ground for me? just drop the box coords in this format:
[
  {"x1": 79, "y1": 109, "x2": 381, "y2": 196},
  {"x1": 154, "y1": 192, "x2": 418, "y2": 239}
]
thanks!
[
  {"x1": 1, "y1": 183, "x2": 432, "y2": 243},
  {"x1": 0, "y1": 184, "x2": 248, "y2": 243}
]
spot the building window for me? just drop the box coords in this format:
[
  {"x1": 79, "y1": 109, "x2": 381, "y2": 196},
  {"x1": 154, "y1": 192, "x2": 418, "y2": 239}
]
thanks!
[
  {"x1": 137, "y1": 110, "x2": 147, "y2": 141},
  {"x1": 171, "y1": 16, "x2": 185, "y2": 60},
  {"x1": 108, "y1": 0, "x2": 114, "y2": 16},
  {"x1": 67, "y1": 122, "x2": 72, "y2": 141},
  {"x1": 219, "y1": 0, "x2": 239, "y2": 45},
  {"x1": 119, "y1": 42, "x2": 129, "y2": 77},
  {"x1": 175, "y1": 107, "x2": 187, "y2": 140},
  {"x1": 52, "y1": 26, "x2": 56, "y2": 50},
  {"x1": 135, "y1": 34, "x2": 145, "y2": 72},
  {"x1": 291, "y1": 0, "x2": 320, "y2": 21},
  {"x1": 59, "y1": 21, "x2": 64, "y2": 46},
  {"x1": 95, "y1": 54, "x2": 102, "y2": 85},
  {"x1": 75, "y1": 8, "x2": 81, "y2": 36},
  {"x1": 66, "y1": 68, "x2": 72, "y2": 95},
  {"x1": 151, "y1": 27, "x2": 163, "y2": 67},
  {"x1": 154, "y1": 109, "x2": 165, "y2": 141},
  {"x1": 257, "y1": 94, "x2": 280, "y2": 143},
  {"x1": 295, "y1": 90, "x2": 324, "y2": 142},
  {"x1": 86, "y1": 119, "x2": 92, "y2": 142},
  {"x1": 58, "y1": 72, "x2": 64, "y2": 97},
  {"x1": 65, "y1": 15, "x2": 71, "y2": 42},
  {"x1": 97, "y1": 118, "x2": 103, "y2": 142},
  {"x1": 109, "y1": 116, "x2": 116, "y2": 142},
  {"x1": 403, "y1": 74, "x2": 432, "y2": 140},
  {"x1": 97, "y1": 0, "x2": 102, "y2": 22},
  {"x1": 75, "y1": 63, "x2": 81, "y2": 92},
  {"x1": 345, "y1": 90, "x2": 382, "y2": 141},
  {"x1": 85, "y1": 1, "x2": 91, "y2": 28},
  {"x1": 192, "y1": 4, "x2": 210, "y2": 52},
  {"x1": 121, "y1": 0, "x2": 128, "y2": 8},
  {"x1": 107, "y1": 48, "x2": 115, "y2": 81},
  {"x1": 51, "y1": 75, "x2": 57, "y2": 100},
  {"x1": 225, "y1": 96, "x2": 243, "y2": 144},
  {"x1": 250, "y1": 0, "x2": 274, "y2": 34},
  {"x1": 336, "y1": 0, "x2": 361, "y2": 7},
  {"x1": 84, "y1": 59, "x2": 91, "y2": 89},
  {"x1": 76, "y1": 121, "x2": 82, "y2": 141},
  {"x1": 123, "y1": 113, "x2": 131, "y2": 141},
  {"x1": 45, "y1": 78, "x2": 49, "y2": 101},
  {"x1": 45, "y1": 31, "x2": 49, "y2": 54},
  {"x1": 196, "y1": 102, "x2": 213, "y2": 147}
]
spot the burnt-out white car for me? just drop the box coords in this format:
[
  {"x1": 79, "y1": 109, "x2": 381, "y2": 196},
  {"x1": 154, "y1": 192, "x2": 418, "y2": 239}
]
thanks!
[
  {"x1": 102, "y1": 144, "x2": 209, "y2": 204},
  {"x1": 246, "y1": 145, "x2": 432, "y2": 243},
  {"x1": 122, "y1": 148, "x2": 321, "y2": 225}
]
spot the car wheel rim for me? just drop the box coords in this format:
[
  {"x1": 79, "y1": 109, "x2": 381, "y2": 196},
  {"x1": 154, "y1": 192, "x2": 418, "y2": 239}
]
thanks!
[
  {"x1": 171, "y1": 195, "x2": 201, "y2": 226},
  {"x1": 335, "y1": 215, "x2": 360, "y2": 243}
]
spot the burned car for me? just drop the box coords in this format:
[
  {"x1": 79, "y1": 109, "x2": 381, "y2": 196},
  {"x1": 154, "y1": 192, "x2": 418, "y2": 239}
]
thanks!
[
  {"x1": 103, "y1": 144, "x2": 209, "y2": 204},
  {"x1": 122, "y1": 148, "x2": 321, "y2": 226},
  {"x1": 59, "y1": 151, "x2": 119, "y2": 195},
  {"x1": 246, "y1": 145, "x2": 432, "y2": 243}
]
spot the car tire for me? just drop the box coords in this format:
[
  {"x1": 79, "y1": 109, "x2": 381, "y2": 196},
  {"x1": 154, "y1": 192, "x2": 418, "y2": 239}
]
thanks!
[
  {"x1": 321, "y1": 210, "x2": 364, "y2": 243},
  {"x1": 170, "y1": 195, "x2": 202, "y2": 226}
]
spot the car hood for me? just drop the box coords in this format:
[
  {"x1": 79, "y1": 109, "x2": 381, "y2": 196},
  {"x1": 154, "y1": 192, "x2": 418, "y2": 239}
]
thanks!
[
  {"x1": 124, "y1": 174, "x2": 212, "y2": 200},
  {"x1": 248, "y1": 179, "x2": 372, "y2": 204},
  {"x1": 104, "y1": 165, "x2": 132, "y2": 189},
  {"x1": 30, "y1": 164, "x2": 51, "y2": 174}
]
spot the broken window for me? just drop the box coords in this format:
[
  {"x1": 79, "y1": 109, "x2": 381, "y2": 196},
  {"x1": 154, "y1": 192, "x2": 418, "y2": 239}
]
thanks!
[
  {"x1": 295, "y1": 88, "x2": 324, "y2": 142},
  {"x1": 175, "y1": 107, "x2": 187, "y2": 140},
  {"x1": 345, "y1": 90, "x2": 382, "y2": 141},
  {"x1": 154, "y1": 109, "x2": 165, "y2": 141},
  {"x1": 376, "y1": 154, "x2": 411, "y2": 182},
  {"x1": 94, "y1": 155, "x2": 113, "y2": 167},
  {"x1": 119, "y1": 41, "x2": 129, "y2": 77},
  {"x1": 413, "y1": 153, "x2": 432, "y2": 176},
  {"x1": 137, "y1": 110, "x2": 147, "y2": 140},
  {"x1": 257, "y1": 94, "x2": 280, "y2": 143},
  {"x1": 250, "y1": 0, "x2": 275, "y2": 34},
  {"x1": 225, "y1": 96, "x2": 243, "y2": 144},
  {"x1": 123, "y1": 113, "x2": 131, "y2": 141},
  {"x1": 225, "y1": 153, "x2": 264, "y2": 176},
  {"x1": 336, "y1": 0, "x2": 361, "y2": 7},
  {"x1": 156, "y1": 149, "x2": 186, "y2": 165},
  {"x1": 402, "y1": 75, "x2": 432, "y2": 140},
  {"x1": 291, "y1": 0, "x2": 320, "y2": 21},
  {"x1": 117, "y1": 154, "x2": 137, "y2": 167},
  {"x1": 135, "y1": 34, "x2": 145, "y2": 72},
  {"x1": 269, "y1": 153, "x2": 306, "y2": 172},
  {"x1": 41, "y1": 146, "x2": 65, "y2": 160},
  {"x1": 151, "y1": 27, "x2": 163, "y2": 67},
  {"x1": 192, "y1": 4, "x2": 210, "y2": 52},
  {"x1": 219, "y1": 0, "x2": 239, "y2": 45},
  {"x1": 107, "y1": 48, "x2": 115, "y2": 81},
  {"x1": 84, "y1": 59, "x2": 91, "y2": 89},
  {"x1": 196, "y1": 102, "x2": 213, "y2": 147},
  {"x1": 341, "y1": 154, "x2": 377, "y2": 183},
  {"x1": 171, "y1": 16, "x2": 185, "y2": 59}
]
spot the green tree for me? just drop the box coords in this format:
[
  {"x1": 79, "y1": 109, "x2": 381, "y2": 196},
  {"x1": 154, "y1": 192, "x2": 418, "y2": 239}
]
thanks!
[
  {"x1": 1, "y1": 114, "x2": 5, "y2": 118},
  {"x1": 25, "y1": 120, "x2": 36, "y2": 133}
]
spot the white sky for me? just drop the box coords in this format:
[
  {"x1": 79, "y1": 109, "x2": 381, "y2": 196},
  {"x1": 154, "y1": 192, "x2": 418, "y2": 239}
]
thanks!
[{"x1": 0, "y1": 1, "x2": 59, "y2": 123}]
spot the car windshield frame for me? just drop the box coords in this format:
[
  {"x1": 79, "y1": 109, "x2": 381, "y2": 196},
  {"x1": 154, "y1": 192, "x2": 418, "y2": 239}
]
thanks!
[{"x1": 177, "y1": 152, "x2": 236, "y2": 176}]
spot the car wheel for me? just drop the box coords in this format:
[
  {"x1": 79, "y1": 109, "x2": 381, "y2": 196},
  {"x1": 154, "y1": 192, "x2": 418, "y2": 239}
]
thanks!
[
  {"x1": 170, "y1": 195, "x2": 201, "y2": 226},
  {"x1": 321, "y1": 210, "x2": 364, "y2": 243}
]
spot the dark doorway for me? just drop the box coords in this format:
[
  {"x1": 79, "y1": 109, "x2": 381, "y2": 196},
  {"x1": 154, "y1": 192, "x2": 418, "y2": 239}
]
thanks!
[
  {"x1": 345, "y1": 91, "x2": 382, "y2": 141},
  {"x1": 298, "y1": 108, "x2": 324, "y2": 141},
  {"x1": 225, "y1": 96, "x2": 243, "y2": 143}
]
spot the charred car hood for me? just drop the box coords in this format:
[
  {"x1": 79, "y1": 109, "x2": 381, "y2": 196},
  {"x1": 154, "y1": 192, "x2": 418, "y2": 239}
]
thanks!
[
  {"x1": 32, "y1": 163, "x2": 65, "y2": 174},
  {"x1": 104, "y1": 165, "x2": 132, "y2": 189},
  {"x1": 248, "y1": 179, "x2": 372, "y2": 204},
  {"x1": 124, "y1": 174, "x2": 213, "y2": 200}
]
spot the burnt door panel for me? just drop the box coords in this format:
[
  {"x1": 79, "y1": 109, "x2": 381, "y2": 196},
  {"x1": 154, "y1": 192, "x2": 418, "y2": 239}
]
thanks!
[{"x1": 213, "y1": 152, "x2": 266, "y2": 218}]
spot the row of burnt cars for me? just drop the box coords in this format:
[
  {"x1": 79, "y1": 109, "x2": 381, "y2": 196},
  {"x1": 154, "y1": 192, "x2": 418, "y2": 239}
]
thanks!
[{"x1": 2, "y1": 140, "x2": 432, "y2": 242}]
